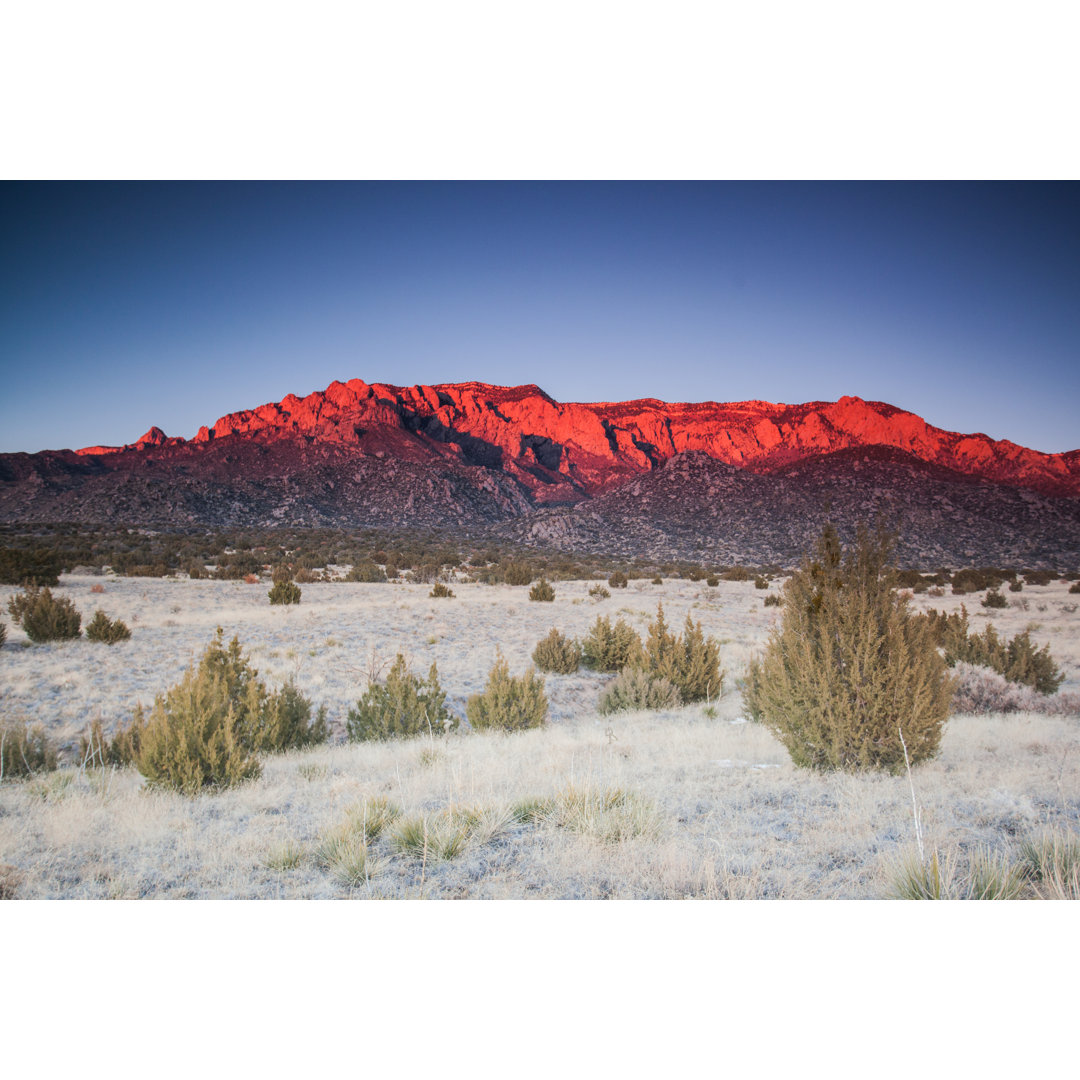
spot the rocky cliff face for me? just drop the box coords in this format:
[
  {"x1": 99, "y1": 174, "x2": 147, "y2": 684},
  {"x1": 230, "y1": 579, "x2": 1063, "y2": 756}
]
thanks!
[
  {"x1": 71, "y1": 378, "x2": 1080, "y2": 499},
  {"x1": 3, "y1": 378, "x2": 1077, "y2": 566}
]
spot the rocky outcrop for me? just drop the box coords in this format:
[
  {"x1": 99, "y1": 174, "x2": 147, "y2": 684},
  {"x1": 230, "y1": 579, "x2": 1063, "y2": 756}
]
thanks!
[{"x1": 71, "y1": 379, "x2": 1080, "y2": 498}]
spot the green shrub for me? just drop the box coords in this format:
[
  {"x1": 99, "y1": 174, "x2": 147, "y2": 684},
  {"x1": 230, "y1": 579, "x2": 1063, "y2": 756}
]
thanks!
[
  {"x1": 588, "y1": 584, "x2": 610, "y2": 600},
  {"x1": 634, "y1": 604, "x2": 723, "y2": 703},
  {"x1": 1070, "y1": 581, "x2": 1080, "y2": 594},
  {"x1": 754, "y1": 575, "x2": 769, "y2": 589},
  {"x1": 651, "y1": 576, "x2": 663, "y2": 585},
  {"x1": 466, "y1": 653, "x2": 548, "y2": 732},
  {"x1": 705, "y1": 576, "x2": 719, "y2": 587},
  {"x1": 347, "y1": 560, "x2": 387, "y2": 582},
  {"x1": 268, "y1": 580, "x2": 302, "y2": 605},
  {"x1": 581, "y1": 615, "x2": 643, "y2": 672},
  {"x1": 7, "y1": 586, "x2": 82, "y2": 642},
  {"x1": 982, "y1": 588, "x2": 1008, "y2": 609},
  {"x1": 0, "y1": 720, "x2": 57, "y2": 779},
  {"x1": 598, "y1": 667, "x2": 681, "y2": 715},
  {"x1": 529, "y1": 578, "x2": 555, "y2": 602},
  {"x1": 130, "y1": 629, "x2": 325, "y2": 794},
  {"x1": 346, "y1": 654, "x2": 456, "y2": 741},
  {"x1": 0, "y1": 546, "x2": 62, "y2": 587},
  {"x1": 916, "y1": 606, "x2": 1064, "y2": 695},
  {"x1": 532, "y1": 628, "x2": 581, "y2": 673},
  {"x1": 429, "y1": 583, "x2": 455, "y2": 598},
  {"x1": 721, "y1": 566, "x2": 752, "y2": 581},
  {"x1": 85, "y1": 610, "x2": 131, "y2": 644},
  {"x1": 1008, "y1": 580, "x2": 1023, "y2": 593},
  {"x1": 608, "y1": 571, "x2": 628, "y2": 589},
  {"x1": 503, "y1": 562, "x2": 534, "y2": 586},
  {"x1": 743, "y1": 523, "x2": 952, "y2": 773}
]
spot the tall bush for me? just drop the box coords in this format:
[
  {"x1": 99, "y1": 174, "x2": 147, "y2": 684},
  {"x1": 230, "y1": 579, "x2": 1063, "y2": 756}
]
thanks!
[
  {"x1": 268, "y1": 580, "x2": 302, "y2": 605},
  {"x1": 346, "y1": 654, "x2": 455, "y2": 741},
  {"x1": 581, "y1": 615, "x2": 642, "y2": 672},
  {"x1": 532, "y1": 628, "x2": 581, "y2": 673},
  {"x1": 466, "y1": 653, "x2": 548, "y2": 732},
  {"x1": 743, "y1": 523, "x2": 952, "y2": 773},
  {"x1": 129, "y1": 629, "x2": 326, "y2": 794},
  {"x1": 633, "y1": 604, "x2": 723, "y2": 702}
]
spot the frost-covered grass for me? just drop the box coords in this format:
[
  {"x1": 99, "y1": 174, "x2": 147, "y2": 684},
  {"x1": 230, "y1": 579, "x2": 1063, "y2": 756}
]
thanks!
[{"x1": 1, "y1": 574, "x2": 1078, "y2": 899}]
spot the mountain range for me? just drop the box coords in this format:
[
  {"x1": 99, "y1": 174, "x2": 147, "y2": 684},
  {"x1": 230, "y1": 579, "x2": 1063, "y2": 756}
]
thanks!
[{"x1": 2, "y1": 379, "x2": 1078, "y2": 567}]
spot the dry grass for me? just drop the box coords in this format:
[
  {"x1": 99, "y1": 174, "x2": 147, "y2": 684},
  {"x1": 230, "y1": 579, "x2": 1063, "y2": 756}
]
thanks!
[{"x1": 0, "y1": 574, "x2": 1077, "y2": 898}]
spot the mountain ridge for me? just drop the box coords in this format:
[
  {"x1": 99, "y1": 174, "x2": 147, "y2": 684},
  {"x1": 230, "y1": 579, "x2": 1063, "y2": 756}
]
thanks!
[{"x1": 66, "y1": 377, "x2": 1080, "y2": 499}]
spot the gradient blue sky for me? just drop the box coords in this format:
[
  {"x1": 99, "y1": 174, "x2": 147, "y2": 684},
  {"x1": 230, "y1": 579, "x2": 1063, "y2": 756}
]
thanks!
[{"x1": 2, "y1": 181, "x2": 1077, "y2": 454}]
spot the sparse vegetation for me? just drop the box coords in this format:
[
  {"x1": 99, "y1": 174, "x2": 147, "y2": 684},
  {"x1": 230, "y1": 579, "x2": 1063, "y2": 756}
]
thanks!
[
  {"x1": 528, "y1": 578, "x2": 555, "y2": 602},
  {"x1": 0, "y1": 720, "x2": 57, "y2": 779},
  {"x1": 503, "y1": 562, "x2": 534, "y2": 586},
  {"x1": 84, "y1": 610, "x2": 132, "y2": 644},
  {"x1": 0, "y1": 546, "x2": 62, "y2": 587},
  {"x1": 346, "y1": 654, "x2": 456, "y2": 741},
  {"x1": 743, "y1": 523, "x2": 952, "y2": 773},
  {"x1": 588, "y1": 584, "x2": 610, "y2": 600},
  {"x1": 917, "y1": 606, "x2": 1064, "y2": 695},
  {"x1": 532, "y1": 628, "x2": 581, "y2": 673},
  {"x1": 347, "y1": 561, "x2": 387, "y2": 583},
  {"x1": 429, "y1": 583, "x2": 455, "y2": 598},
  {"x1": 466, "y1": 653, "x2": 547, "y2": 731},
  {"x1": 6, "y1": 586, "x2": 82, "y2": 643}
]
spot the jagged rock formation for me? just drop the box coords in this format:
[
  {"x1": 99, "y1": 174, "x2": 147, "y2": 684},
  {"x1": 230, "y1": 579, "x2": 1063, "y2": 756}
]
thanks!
[{"x1": 2, "y1": 378, "x2": 1078, "y2": 566}]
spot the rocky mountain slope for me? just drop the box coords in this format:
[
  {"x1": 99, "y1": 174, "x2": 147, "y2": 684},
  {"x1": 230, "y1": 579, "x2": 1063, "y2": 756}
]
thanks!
[{"x1": 2, "y1": 378, "x2": 1078, "y2": 566}]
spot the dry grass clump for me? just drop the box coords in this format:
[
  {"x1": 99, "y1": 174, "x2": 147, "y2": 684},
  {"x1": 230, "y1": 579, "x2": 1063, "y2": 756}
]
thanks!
[
  {"x1": 1018, "y1": 830, "x2": 1080, "y2": 899},
  {"x1": 263, "y1": 838, "x2": 306, "y2": 872},
  {"x1": 346, "y1": 654, "x2": 455, "y2": 741},
  {"x1": 466, "y1": 653, "x2": 547, "y2": 731},
  {"x1": 85, "y1": 610, "x2": 132, "y2": 644},
  {"x1": 588, "y1": 584, "x2": 610, "y2": 600},
  {"x1": 6, "y1": 586, "x2": 81, "y2": 642},
  {"x1": 541, "y1": 785, "x2": 664, "y2": 844},
  {"x1": 389, "y1": 805, "x2": 508, "y2": 861},
  {"x1": 597, "y1": 667, "x2": 681, "y2": 715},
  {"x1": 531, "y1": 627, "x2": 581, "y2": 673},
  {"x1": 886, "y1": 847, "x2": 1028, "y2": 900},
  {"x1": 745, "y1": 523, "x2": 952, "y2": 773},
  {"x1": 0, "y1": 720, "x2": 58, "y2": 779}
]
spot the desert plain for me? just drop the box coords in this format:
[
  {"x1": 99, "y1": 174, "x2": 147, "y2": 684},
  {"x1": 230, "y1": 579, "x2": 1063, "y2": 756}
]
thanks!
[{"x1": 1, "y1": 572, "x2": 1078, "y2": 899}]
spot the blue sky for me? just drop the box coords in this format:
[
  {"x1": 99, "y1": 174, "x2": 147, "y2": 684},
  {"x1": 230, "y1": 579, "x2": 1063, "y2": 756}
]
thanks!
[{"x1": 1, "y1": 181, "x2": 1077, "y2": 454}]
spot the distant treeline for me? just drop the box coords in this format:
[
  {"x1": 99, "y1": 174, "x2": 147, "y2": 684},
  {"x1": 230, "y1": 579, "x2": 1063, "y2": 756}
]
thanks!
[{"x1": 1, "y1": 523, "x2": 1078, "y2": 588}]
